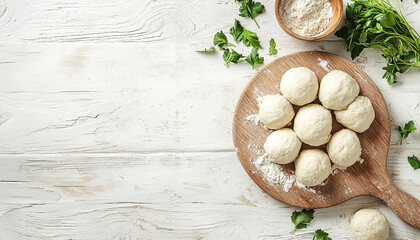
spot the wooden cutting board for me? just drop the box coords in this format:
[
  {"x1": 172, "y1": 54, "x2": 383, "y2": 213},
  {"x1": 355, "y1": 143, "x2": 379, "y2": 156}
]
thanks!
[{"x1": 232, "y1": 51, "x2": 420, "y2": 229}]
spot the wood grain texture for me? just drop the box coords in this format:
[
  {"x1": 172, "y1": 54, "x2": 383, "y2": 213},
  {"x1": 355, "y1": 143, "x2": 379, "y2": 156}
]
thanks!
[{"x1": 0, "y1": 0, "x2": 419, "y2": 239}]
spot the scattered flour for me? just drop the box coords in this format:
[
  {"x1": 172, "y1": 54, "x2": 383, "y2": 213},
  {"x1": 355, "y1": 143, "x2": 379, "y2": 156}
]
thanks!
[
  {"x1": 317, "y1": 58, "x2": 330, "y2": 72},
  {"x1": 358, "y1": 158, "x2": 365, "y2": 164},
  {"x1": 254, "y1": 153, "x2": 296, "y2": 192},
  {"x1": 279, "y1": 0, "x2": 333, "y2": 37},
  {"x1": 331, "y1": 167, "x2": 342, "y2": 175},
  {"x1": 245, "y1": 114, "x2": 260, "y2": 125},
  {"x1": 295, "y1": 181, "x2": 317, "y2": 194},
  {"x1": 256, "y1": 96, "x2": 264, "y2": 106},
  {"x1": 253, "y1": 151, "x2": 319, "y2": 193}
]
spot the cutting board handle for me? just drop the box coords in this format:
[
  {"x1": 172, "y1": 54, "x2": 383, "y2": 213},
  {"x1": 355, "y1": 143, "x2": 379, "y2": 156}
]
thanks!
[{"x1": 371, "y1": 175, "x2": 420, "y2": 229}]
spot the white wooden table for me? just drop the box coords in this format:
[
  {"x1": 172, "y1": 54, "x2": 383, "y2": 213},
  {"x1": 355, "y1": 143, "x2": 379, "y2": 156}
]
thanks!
[{"x1": 0, "y1": 0, "x2": 419, "y2": 239}]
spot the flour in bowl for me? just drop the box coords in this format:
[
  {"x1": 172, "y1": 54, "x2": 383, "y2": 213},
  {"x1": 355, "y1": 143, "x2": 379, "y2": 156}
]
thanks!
[{"x1": 279, "y1": 0, "x2": 333, "y2": 37}]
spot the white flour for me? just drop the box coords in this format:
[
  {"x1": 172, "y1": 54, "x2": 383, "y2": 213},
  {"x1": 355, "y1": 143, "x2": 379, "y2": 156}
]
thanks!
[
  {"x1": 254, "y1": 152, "x2": 296, "y2": 192},
  {"x1": 279, "y1": 0, "x2": 333, "y2": 37},
  {"x1": 245, "y1": 114, "x2": 260, "y2": 125},
  {"x1": 317, "y1": 58, "x2": 330, "y2": 72},
  {"x1": 253, "y1": 151, "x2": 318, "y2": 193}
]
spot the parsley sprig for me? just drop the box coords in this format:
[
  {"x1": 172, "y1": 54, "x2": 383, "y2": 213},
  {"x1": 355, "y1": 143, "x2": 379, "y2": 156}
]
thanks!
[
  {"x1": 196, "y1": 46, "x2": 216, "y2": 53},
  {"x1": 335, "y1": 0, "x2": 420, "y2": 85},
  {"x1": 230, "y1": 19, "x2": 261, "y2": 48},
  {"x1": 408, "y1": 155, "x2": 420, "y2": 170},
  {"x1": 223, "y1": 49, "x2": 244, "y2": 66},
  {"x1": 245, "y1": 47, "x2": 264, "y2": 69},
  {"x1": 398, "y1": 120, "x2": 416, "y2": 144},
  {"x1": 269, "y1": 38, "x2": 278, "y2": 55},
  {"x1": 214, "y1": 31, "x2": 235, "y2": 49},
  {"x1": 291, "y1": 209, "x2": 315, "y2": 233},
  {"x1": 313, "y1": 229, "x2": 332, "y2": 240},
  {"x1": 237, "y1": 0, "x2": 265, "y2": 28}
]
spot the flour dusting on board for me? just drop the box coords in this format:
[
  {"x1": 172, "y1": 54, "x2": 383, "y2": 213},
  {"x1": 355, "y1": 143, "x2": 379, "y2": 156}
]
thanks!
[
  {"x1": 254, "y1": 152, "x2": 295, "y2": 192},
  {"x1": 253, "y1": 150, "x2": 318, "y2": 193},
  {"x1": 245, "y1": 114, "x2": 260, "y2": 125},
  {"x1": 317, "y1": 58, "x2": 330, "y2": 72}
]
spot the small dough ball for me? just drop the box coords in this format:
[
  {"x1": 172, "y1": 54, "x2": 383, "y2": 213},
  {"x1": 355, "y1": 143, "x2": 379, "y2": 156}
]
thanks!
[
  {"x1": 319, "y1": 70, "x2": 360, "y2": 110},
  {"x1": 280, "y1": 67, "x2": 319, "y2": 106},
  {"x1": 264, "y1": 128, "x2": 302, "y2": 164},
  {"x1": 293, "y1": 104, "x2": 332, "y2": 146},
  {"x1": 327, "y1": 129, "x2": 362, "y2": 168},
  {"x1": 295, "y1": 149, "x2": 331, "y2": 187},
  {"x1": 258, "y1": 94, "x2": 294, "y2": 129},
  {"x1": 351, "y1": 209, "x2": 389, "y2": 240},
  {"x1": 335, "y1": 96, "x2": 375, "y2": 133}
]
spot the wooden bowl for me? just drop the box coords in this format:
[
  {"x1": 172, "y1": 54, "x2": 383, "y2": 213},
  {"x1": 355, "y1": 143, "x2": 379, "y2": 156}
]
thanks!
[{"x1": 275, "y1": 0, "x2": 343, "y2": 41}]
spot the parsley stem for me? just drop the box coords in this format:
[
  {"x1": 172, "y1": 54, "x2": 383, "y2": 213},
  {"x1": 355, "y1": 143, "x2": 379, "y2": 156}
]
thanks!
[{"x1": 253, "y1": 17, "x2": 260, "y2": 29}]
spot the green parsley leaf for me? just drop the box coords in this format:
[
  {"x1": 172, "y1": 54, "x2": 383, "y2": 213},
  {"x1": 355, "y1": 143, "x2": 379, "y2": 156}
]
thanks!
[
  {"x1": 223, "y1": 49, "x2": 244, "y2": 66},
  {"x1": 230, "y1": 19, "x2": 244, "y2": 42},
  {"x1": 408, "y1": 155, "x2": 420, "y2": 170},
  {"x1": 229, "y1": 19, "x2": 261, "y2": 48},
  {"x1": 415, "y1": 0, "x2": 419, "y2": 4},
  {"x1": 269, "y1": 38, "x2": 277, "y2": 55},
  {"x1": 239, "y1": 0, "x2": 265, "y2": 28},
  {"x1": 291, "y1": 209, "x2": 314, "y2": 233},
  {"x1": 214, "y1": 31, "x2": 235, "y2": 50},
  {"x1": 313, "y1": 229, "x2": 332, "y2": 240},
  {"x1": 196, "y1": 46, "x2": 216, "y2": 53},
  {"x1": 242, "y1": 28, "x2": 261, "y2": 48},
  {"x1": 245, "y1": 47, "x2": 264, "y2": 69},
  {"x1": 398, "y1": 120, "x2": 416, "y2": 144}
]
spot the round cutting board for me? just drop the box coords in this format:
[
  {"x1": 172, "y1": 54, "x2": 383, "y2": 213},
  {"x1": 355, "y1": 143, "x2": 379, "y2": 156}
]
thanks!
[{"x1": 232, "y1": 51, "x2": 420, "y2": 228}]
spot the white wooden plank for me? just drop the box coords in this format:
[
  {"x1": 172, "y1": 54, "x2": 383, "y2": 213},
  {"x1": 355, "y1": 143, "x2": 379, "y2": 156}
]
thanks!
[
  {"x1": 0, "y1": 43, "x2": 419, "y2": 154},
  {"x1": 0, "y1": 0, "x2": 418, "y2": 43},
  {"x1": 0, "y1": 152, "x2": 419, "y2": 239}
]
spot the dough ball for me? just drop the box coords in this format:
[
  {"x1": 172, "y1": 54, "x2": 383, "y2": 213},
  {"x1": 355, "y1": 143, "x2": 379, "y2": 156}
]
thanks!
[
  {"x1": 280, "y1": 67, "x2": 319, "y2": 106},
  {"x1": 295, "y1": 149, "x2": 331, "y2": 187},
  {"x1": 335, "y1": 96, "x2": 375, "y2": 133},
  {"x1": 258, "y1": 94, "x2": 294, "y2": 129},
  {"x1": 293, "y1": 104, "x2": 332, "y2": 146},
  {"x1": 327, "y1": 129, "x2": 362, "y2": 168},
  {"x1": 351, "y1": 209, "x2": 389, "y2": 240},
  {"x1": 264, "y1": 128, "x2": 302, "y2": 164},
  {"x1": 319, "y1": 70, "x2": 360, "y2": 110}
]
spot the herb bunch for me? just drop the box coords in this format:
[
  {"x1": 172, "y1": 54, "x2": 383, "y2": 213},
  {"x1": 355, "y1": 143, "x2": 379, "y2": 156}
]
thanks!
[{"x1": 335, "y1": 0, "x2": 420, "y2": 85}]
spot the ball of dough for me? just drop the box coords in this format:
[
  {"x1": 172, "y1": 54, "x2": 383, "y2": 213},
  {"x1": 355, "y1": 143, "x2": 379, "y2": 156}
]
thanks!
[
  {"x1": 319, "y1": 70, "x2": 360, "y2": 110},
  {"x1": 327, "y1": 129, "x2": 362, "y2": 168},
  {"x1": 293, "y1": 104, "x2": 332, "y2": 146},
  {"x1": 351, "y1": 209, "x2": 389, "y2": 240},
  {"x1": 295, "y1": 149, "x2": 331, "y2": 187},
  {"x1": 258, "y1": 94, "x2": 294, "y2": 129},
  {"x1": 280, "y1": 67, "x2": 319, "y2": 106},
  {"x1": 264, "y1": 128, "x2": 302, "y2": 164},
  {"x1": 335, "y1": 96, "x2": 375, "y2": 133}
]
